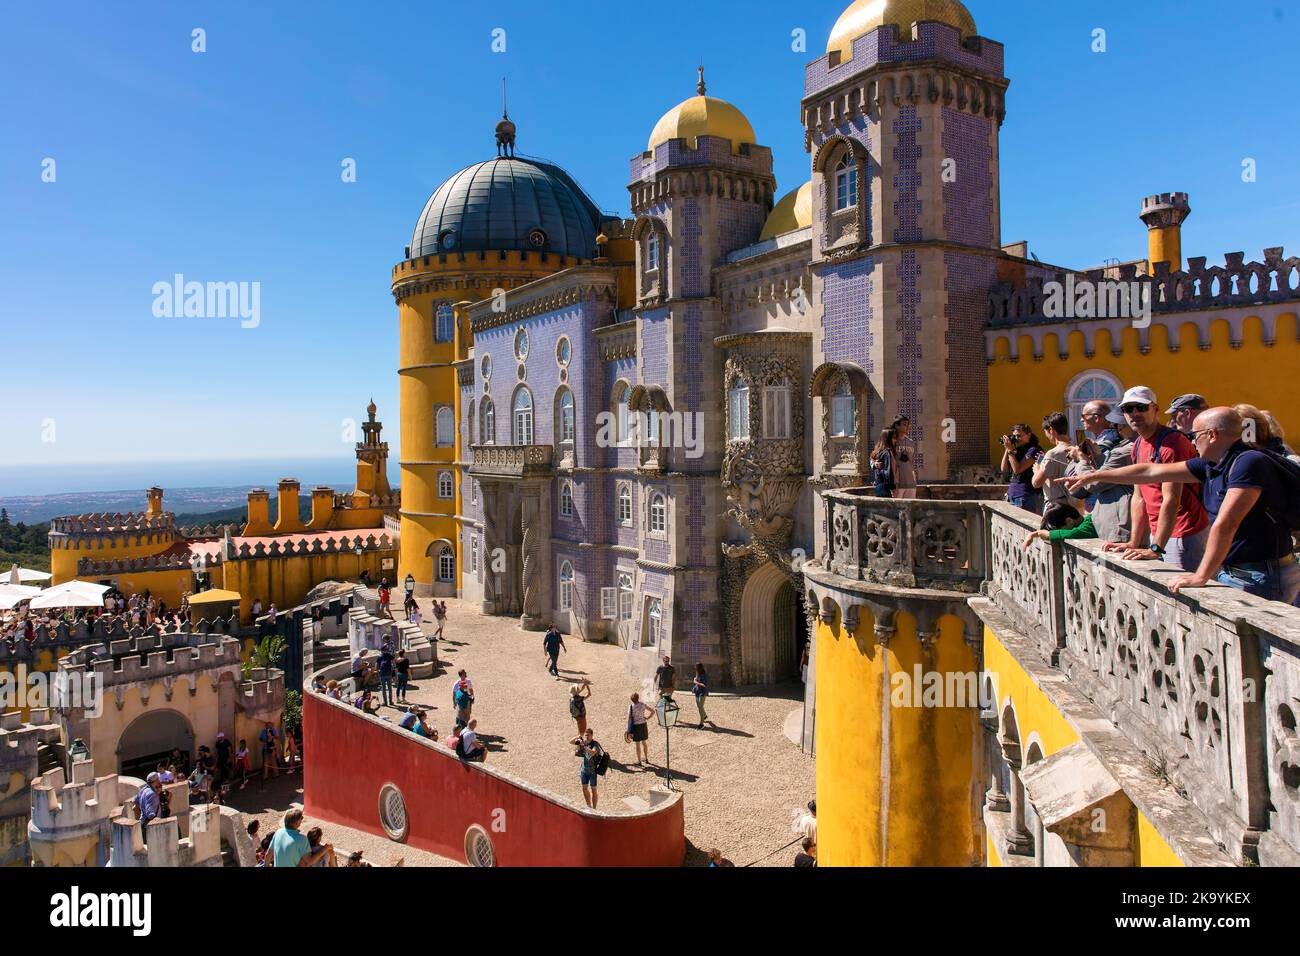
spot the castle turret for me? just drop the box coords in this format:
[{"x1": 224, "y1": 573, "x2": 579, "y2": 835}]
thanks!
[
  {"x1": 1140, "y1": 191, "x2": 1191, "y2": 274},
  {"x1": 146, "y1": 486, "x2": 164, "y2": 518},
  {"x1": 354, "y1": 400, "x2": 391, "y2": 503},
  {"x1": 310, "y1": 486, "x2": 336, "y2": 528}
]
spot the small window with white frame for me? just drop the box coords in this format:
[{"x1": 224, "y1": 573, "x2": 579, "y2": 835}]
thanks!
[
  {"x1": 646, "y1": 232, "x2": 659, "y2": 272},
  {"x1": 437, "y1": 471, "x2": 454, "y2": 499},
  {"x1": 617, "y1": 483, "x2": 632, "y2": 526},
  {"x1": 618, "y1": 572, "x2": 633, "y2": 621},
  {"x1": 437, "y1": 546, "x2": 455, "y2": 583},
  {"x1": 728, "y1": 377, "x2": 750, "y2": 440},
  {"x1": 643, "y1": 596, "x2": 662, "y2": 647},
  {"x1": 560, "y1": 481, "x2": 574, "y2": 518},
  {"x1": 436, "y1": 405, "x2": 455, "y2": 448},
  {"x1": 830, "y1": 382, "x2": 855, "y2": 438},
  {"x1": 648, "y1": 492, "x2": 667, "y2": 534},
  {"x1": 834, "y1": 152, "x2": 858, "y2": 211},
  {"x1": 558, "y1": 560, "x2": 574, "y2": 611}
]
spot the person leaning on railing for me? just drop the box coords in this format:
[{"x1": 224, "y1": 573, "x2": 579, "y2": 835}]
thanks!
[{"x1": 1065, "y1": 406, "x2": 1300, "y2": 605}]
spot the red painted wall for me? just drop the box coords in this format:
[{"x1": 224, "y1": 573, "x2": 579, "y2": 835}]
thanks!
[{"x1": 303, "y1": 692, "x2": 685, "y2": 867}]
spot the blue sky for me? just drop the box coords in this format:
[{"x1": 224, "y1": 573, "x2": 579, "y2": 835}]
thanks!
[{"x1": 1, "y1": 0, "x2": 1296, "y2": 469}]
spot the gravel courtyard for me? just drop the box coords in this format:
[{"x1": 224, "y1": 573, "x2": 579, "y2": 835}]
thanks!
[{"x1": 388, "y1": 596, "x2": 816, "y2": 867}]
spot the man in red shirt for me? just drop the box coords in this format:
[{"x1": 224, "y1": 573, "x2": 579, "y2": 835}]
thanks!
[{"x1": 1101, "y1": 386, "x2": 1209, "y2": 570}]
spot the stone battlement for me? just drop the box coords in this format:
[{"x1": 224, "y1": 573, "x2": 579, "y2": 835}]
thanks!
[
  {"x1": 61, "y1": 633, "x2": 243, "y2": 686},
  {"x1": 0, "y1": 615, "x2": 245, "y2": 664},
  {"x1": 987, "y1": 246, "x2": 1300, "y2": 324},
  {"x1": 227, "y1": 532, "x2": 395, "y2": 561},
  {"x1": 77, "y1": 551, "x2": 215, "y2": 576},
  {"x1": 29, "y1": 761, "x2": 120, "y2": 830}
]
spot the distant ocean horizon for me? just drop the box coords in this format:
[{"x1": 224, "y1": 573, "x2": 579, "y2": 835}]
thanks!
[{"x1": 0, "y1": 457, "x2": 367, "y2": 498}]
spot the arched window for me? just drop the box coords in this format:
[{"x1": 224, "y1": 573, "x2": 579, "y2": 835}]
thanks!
[
  {"x1": 558, "y1": 389, "x2": 575, "y2": 443},
  {"x1": 728, "y1": 376, "x2": 750, "y2": 440},
  {"x1": 512, "y1": 388, "x2": 533, "y2": 446},
  {"x1": 834, "y1": 152, "x2": 858, "y2": 211},
  {"x1": 617, "y1": 572, "x2": 633, "y2": 621},
  {"x1": 614, "y1": 382, "x2": 632, "y2": 445},
  {"x1": 830, "y1": 382, "x2": 855, "y2": 437},
  {"x1": 644, "y1": 597, "x2": 662, "y2": 647},
  {"x1": 437, "y1": 471, "x2": 454, "y2": 499},
  {"x1": 435, "y1": 304, "x2": 455, "y2": 343},
  {"x1": 617, "y1": 483, "x2": 632, "y2": 526},
  {"x1": 558, "y1": 561, "x2": 574, "y2": 611},
  {"x1": 437, "y1": 546, "x2": 455, "y2": 582},
  {"x1": 646, "y1": 233, "x2": 660, "y2": 271},
  {"x1": 763, "y1": 380, "x2": 791, "y2": 439},
  {"x1": 481, "y1": 397, "x2": 496, "y2": 445},
  {"x1": 1064, "y1": 370, "x2": 1122, "y2": 436},
  {"x1": 435, "y1": 406, "x2": 455, "y2": 447},
  {"x1": 649, "y1": 492, "x2": 667, "y2": 534},
  {"x1": 467, "y1": 399, "x2": 476, "y2": 447},
  {"x1": 560, "y1": 482, "x2": 574, "y2": 518}
]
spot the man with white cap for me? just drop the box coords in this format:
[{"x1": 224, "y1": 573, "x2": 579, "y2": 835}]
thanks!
[{"x1": 1100, "y1": 386, "x2": 1209, "y2": 570}]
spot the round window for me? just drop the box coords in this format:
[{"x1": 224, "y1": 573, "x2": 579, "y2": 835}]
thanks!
[
  {"x1": 378, "y1": 784, "x2": 409, "y2": 842},
  {"x1": 465, "y1": 824, "x2": 496, "y2": 867},
  {"x1": 439, "y1": 230, "x2": 457, "y2": 251},
  {"x1": 481, "y1": 354, "x2": 492, "y2": 380},
  {"x1": 556, "y1": 337, "x2": 571, "y2": 366},
  {"x1": 527, "y1": 228, "x2": 548, "y2": 248},
  {"x1": 514, "y1": 328, "x2": 530, "y2": 361}
]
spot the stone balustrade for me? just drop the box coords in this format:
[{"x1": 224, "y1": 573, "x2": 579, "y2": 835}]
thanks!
[
  {"x1": 983, "y1": 502, "x2": 1300, "y2": 866},
  {"x1": 822, "y1": 487, "x2": 993, "y2": 592},
  {"x1": 469, "y1": 444, "x2": 555, "y2": 478}
]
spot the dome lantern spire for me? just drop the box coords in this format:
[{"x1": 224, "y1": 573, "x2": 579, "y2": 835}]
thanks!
[
  {"x1": 495, "y1": 77, "x2": 516, "y2": 157},
  {"x1": 697, "y1": 65, "x2": 706, "y2": 96}
]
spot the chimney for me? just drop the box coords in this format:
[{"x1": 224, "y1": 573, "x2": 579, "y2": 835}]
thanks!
[
  {"x1": 1140, "y1": 192, "x2": 1191, "y2": 274},
  {"x1": 146, "y1": 487, "x2": 164, "y2": 519},
  {"x1": 242, "y1": 489, "x2": 273, "y2": 537},
  {"x1": 274, "y1": 478, "x2": 305, "y2": 533},
  {"x1": 309, "y1": 486, "x2": 335, "y2": 529}
]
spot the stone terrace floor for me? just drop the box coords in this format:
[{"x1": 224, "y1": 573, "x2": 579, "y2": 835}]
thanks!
[{"x1": 360, "y1": 596, "x2": 815, "y2": 867}]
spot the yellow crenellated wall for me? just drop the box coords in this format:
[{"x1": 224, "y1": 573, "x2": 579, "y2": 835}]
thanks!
[
  {"x1": 49, "y1": 531, "x2": 175, "y2": 586},
  {"x1": 987, "y1": 312, "x2": 1300, "y2": 460},
  {"x1": 815, "y1": 607, "x2": 981, "y2": 866}
]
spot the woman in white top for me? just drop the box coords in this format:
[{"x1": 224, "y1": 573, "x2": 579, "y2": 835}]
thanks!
[
  {"x1": 624, "y1": 692, "x2": 655, "y2": 765},
  {"x1": 892, "y1": 416, "x2": 919, "y2": 498}
]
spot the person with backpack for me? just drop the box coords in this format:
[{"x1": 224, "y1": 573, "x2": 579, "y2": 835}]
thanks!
[
  {"x1": 377, "y1": 641, "x2": 396, "y2": 707},
  {"x1": 1067, "y1": 405, "x2": 1300, "y2": 605},
  {"x1": 452, "y1": 670, "x2": 475, "y2": 729},
  {"x1": 869, "y1": 427, "x2": 898, "y2": 498},
  {"x1": 394, "y1": 648, "x2": 411, "y2": 704},
  {"x1": 569, "y1": 680, "x2": 591, "y2": 735},
  {"x1": 542, "y1": 624, "x2": 565, "y2": 678},
  {"x1": 459, "y1": 719, "x2": 487, "y2": 762},
  {"x1": 570, "y1": 728, "x2": 606, "y2": 809},
  {"x1": 625, "y1": 692, "x2": 654, "y2": 765}
]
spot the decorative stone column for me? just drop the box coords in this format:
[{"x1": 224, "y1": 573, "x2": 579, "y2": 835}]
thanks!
[
  {"x1": 1003, "y1": 743, "x2": 1034, "y2": 856},
  {"x1": 519, "y1": 480, "x2": 552, "y2": 631},
  {"x1": 983, "y1": 715, "x2": 1010, "y2": 812}
]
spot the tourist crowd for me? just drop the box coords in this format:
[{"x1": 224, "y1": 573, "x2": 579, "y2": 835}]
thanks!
[{"x1": 1001, "y1": 388, "x2": 1300, "y2": 606}]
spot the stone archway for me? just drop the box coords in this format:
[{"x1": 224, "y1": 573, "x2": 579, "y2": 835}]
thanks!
[
  {"x1": 117, "y1": 709, "x2": 194, "y2": 777},
  {"x1": 739, "y1": 562, "x2": 802, "y2": 685}
]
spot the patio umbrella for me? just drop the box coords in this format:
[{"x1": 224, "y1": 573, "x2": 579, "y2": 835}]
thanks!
[
  {"x1": 0, "y1": 583, "x2": 41, "y2": 610},
  {"x1": 27, "y1": 580, "x2": 110, "y2": 610},
  {"x1": 8, "y1": 564, "x2": 52, "y2": 584}
]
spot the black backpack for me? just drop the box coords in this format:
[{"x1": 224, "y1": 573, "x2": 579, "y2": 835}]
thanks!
[
  {"x1": 1250, "y1": 449, "x2": 1300, "y2": 532},
  {"x1": 594, "y1": 746, "x2": 610, "y2": 776}
]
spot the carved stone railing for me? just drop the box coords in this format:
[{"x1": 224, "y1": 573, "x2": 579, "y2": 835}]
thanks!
[
  {"x1": 984, "y1": 501, "x2": 1300, "y2": 866},
  {"x1": 987, "y1": 246, "x2": 1300, "y2": 324},
  {"x1": 823, "y1": 488, "x2": 990, "y2": 592},
  {"x1": 469, "y1": 444, "x2": 554, "y2": 479}
]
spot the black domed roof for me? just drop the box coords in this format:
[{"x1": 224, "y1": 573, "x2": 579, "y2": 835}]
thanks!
[{"x1": 409, "y1": 157, "x2": 603, "y2": 260}]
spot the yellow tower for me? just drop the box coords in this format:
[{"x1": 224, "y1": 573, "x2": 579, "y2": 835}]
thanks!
[
  {"x1": 1140, "y1": 191, "x2": 1190, "y2": 274},
  {"x1": 393, "y1": 112, "x2": 607, "y2": 592}
]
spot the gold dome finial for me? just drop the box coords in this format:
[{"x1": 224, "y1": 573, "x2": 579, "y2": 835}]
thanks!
[{"x1": 697, "y1": 65, "x2": 706, "y2": 96}]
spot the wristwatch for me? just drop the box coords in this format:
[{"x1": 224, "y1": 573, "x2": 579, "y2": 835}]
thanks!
[{"x1": 1150, "y1": 542, "x2": 1166, "y2": 557}]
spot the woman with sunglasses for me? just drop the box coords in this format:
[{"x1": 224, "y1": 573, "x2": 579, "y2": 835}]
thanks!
[{"x1": 1000, "y1": 425, "x2": 1043, "y2": 513}]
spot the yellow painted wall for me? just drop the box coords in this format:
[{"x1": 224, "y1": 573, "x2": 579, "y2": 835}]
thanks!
[
  {"x1": 1134, "y1": 813, "x2": 1185, "y2": 867},
  {"x1": 392, "y1": 252, "x2": 580, "y2": 589},
  {"x1": 84, "y1": 678, "x2": 224, "y2": 778},
  {"x1": 987, "y1": 313, "x2": 1299, "y2": 460},
  {"x1": 49, "y1": 530, "x2": 174, "y2": 585},
  {"x1": 815, "y1": 608, "x2": 981, "y2": 866}
]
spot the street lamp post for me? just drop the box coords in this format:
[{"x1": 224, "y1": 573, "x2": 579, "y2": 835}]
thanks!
[{"x1": 655, "y1": 695, "x2": 680, "y2": 790}]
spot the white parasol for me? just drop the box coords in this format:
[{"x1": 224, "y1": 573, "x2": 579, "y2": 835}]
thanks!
[{"x1": 27, "y1": 580, "x2": 110, "y2": 610}]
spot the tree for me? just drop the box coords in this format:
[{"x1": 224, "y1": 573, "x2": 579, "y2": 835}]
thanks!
[{"x1": 241, "y1": 635, "x2": 287, "y2": 680}]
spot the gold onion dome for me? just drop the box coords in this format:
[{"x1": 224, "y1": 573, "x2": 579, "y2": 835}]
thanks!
[
  {"x1": 827, "y1": 0, "x2": 976, "y2": 61},
  {"x1": 759, "y1": 182, "x2": 813, "y2": 240},
  {"x1": 647, "y1": 66, "x2": 756, "y2": 155}
]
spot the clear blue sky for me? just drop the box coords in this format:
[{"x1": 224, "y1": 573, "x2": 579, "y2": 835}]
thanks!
[{"x1": 2, "y1": 0, "x2": 1296, "y2": 468}]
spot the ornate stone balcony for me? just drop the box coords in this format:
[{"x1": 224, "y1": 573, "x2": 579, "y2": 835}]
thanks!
[
  {"x1": 822, "y1": 485, "x2": 1006, "y2": 592},
  {"x1": 983, "y1": 502, "x2": 1300, "y2": 866},
  {"x1": 469, "y1": 444, "x2": 554, "y2": 479}
]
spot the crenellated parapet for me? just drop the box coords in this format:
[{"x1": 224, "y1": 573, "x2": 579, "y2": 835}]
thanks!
[
  {"x1": 224, "y1": 532, "x2": 395, "y2": 562},
  {"x1": 77, "y1": 550, "x2": 215, "y2": 576},
  {"x1": 987, "y1": 246, "x2": 1300, "y2": 326},
  {"x1": 60, "y1": 631, "x2": 244, "y2": 695}
]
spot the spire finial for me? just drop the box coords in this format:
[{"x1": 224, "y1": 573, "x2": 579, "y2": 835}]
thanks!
[
  {"x1": 697, "y1": 65, "x2": 706, "y2": 96},
  {"x1": 495, "y1": 78, "x2": 517, "y2": 157}
]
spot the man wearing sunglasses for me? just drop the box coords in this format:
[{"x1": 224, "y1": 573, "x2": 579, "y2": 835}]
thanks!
[
  {"x1": 1066, "y1": 406, "x2": 1299, "y2": 604},
  {"x1": 1085, "y1": 386, "x2": 1209, "y2": 570}
]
